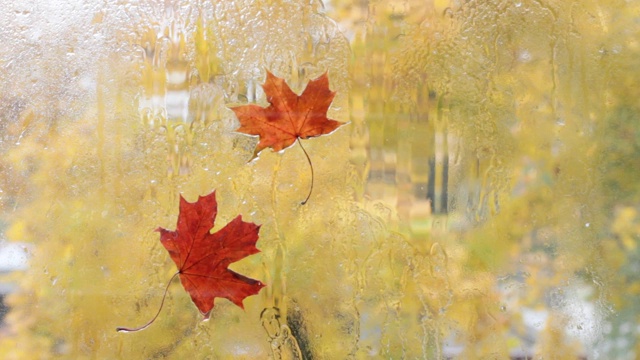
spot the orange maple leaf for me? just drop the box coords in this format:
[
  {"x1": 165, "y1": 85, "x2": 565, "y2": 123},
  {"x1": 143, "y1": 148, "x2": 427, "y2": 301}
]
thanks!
[{"x1": 230, "y1": 70, "x2": 345, "y2": 204}]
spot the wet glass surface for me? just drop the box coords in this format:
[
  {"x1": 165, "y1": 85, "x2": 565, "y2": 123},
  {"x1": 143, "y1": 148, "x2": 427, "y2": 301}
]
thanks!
[{"x1": 0, "y1": 0, "x2": 639, "y2": 358}]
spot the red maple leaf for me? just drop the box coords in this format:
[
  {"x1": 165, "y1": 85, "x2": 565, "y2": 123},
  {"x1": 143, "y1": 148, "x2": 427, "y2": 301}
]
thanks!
[
  {"x1": 117, "y1": 191, "x2": 264, "y2": 333},
  {"x1": 230, "y1": 70, "x2": 345, "y2": 204}
]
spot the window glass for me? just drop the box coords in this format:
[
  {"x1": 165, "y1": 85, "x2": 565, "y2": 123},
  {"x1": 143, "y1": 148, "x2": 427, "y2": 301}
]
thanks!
[{"x1": 0, "y1": 1, "x2": 638, "y2": 358}]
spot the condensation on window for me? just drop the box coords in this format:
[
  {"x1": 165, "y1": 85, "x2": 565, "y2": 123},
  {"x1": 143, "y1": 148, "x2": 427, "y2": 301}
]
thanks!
[{"x1": 0, "y1": 0, "x2": 638, "y2": 359}]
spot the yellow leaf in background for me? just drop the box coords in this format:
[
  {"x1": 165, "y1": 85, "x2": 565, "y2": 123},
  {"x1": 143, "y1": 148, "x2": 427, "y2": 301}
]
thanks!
[{"x1": 6, "y1": 220, "x2": 27, "y2": 242}]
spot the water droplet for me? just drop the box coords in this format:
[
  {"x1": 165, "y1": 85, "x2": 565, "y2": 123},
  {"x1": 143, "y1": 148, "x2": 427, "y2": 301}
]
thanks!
[{"x1": 518, "y1": 49, "x2": 532, "y2": 63}]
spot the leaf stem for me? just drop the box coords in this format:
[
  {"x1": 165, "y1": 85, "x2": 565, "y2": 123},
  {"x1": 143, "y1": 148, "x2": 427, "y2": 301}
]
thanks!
[
  {"x1": 297, "y1": 138, "x2": 314, "y2": 205},
  {"x1": 116, "y1": 271, "x2": 180, "y2": 333}
]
